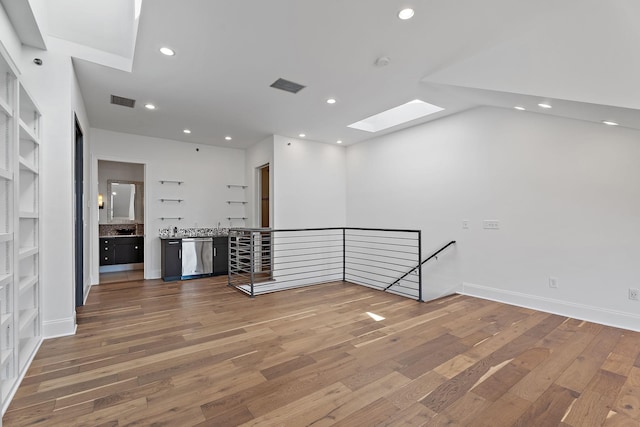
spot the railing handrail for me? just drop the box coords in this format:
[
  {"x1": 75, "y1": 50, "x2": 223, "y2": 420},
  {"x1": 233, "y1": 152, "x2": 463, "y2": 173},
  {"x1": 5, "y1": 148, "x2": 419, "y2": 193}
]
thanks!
[
  {"x1": 385, "y1": 240, "x2": 456, "y2": 291},
  {"x1": 230, "y1": 226, "x2": 422, "y2": 234}
]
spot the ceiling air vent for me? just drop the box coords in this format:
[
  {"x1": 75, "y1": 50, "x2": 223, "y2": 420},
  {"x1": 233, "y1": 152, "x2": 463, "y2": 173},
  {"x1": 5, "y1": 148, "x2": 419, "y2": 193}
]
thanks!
[
  {"x1": 110, "y1": 95, "x2": 136, "y2": 108},
  {"x1": 270, "y1": 78, "x2": 306, "y2": 94}
]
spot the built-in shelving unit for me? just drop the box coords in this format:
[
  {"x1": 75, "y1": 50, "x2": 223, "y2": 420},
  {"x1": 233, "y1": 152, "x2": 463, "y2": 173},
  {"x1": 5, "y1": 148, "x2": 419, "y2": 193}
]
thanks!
[
  {"x1": 0, "y1": 44, "x2": 42, "y2": 414},
  {"x1": 226, "y1": 184, "x2": 247, "y2": 227}
]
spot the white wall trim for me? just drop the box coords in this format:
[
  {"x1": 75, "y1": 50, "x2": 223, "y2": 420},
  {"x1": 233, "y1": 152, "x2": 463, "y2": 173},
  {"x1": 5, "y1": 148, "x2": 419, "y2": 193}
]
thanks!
[
  {"x1": 43, "y1": 316, "x2": 77, "y2": 338},
  {"x1": 461, "y1": 282, "x2": 640, "y2": 332},
  {"x1": 83, "y1": 280, "x2": 92, "y2": 304},
  {"x1": 147, "y1": 268, "x2": 161, "y2": 280}
]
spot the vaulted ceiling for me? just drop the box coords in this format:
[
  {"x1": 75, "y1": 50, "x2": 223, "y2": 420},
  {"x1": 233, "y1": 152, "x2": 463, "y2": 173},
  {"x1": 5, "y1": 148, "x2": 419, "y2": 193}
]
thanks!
[{"x1": 10, "y1": 0, "x2": 640, "y2": 148}]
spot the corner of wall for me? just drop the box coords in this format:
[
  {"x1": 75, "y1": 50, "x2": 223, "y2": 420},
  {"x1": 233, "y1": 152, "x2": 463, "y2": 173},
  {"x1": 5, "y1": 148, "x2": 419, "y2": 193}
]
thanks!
[{"x1": 43, "y1": 316, "x2": 77, "y2": 339}]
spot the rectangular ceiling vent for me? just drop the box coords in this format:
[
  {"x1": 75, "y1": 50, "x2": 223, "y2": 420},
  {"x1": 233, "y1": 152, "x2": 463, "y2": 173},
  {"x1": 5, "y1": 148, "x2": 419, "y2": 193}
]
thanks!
[
  {"x1": 110, "y1": 95, "x2": 136, "y2": 108},
  {"x1": 270, "y1": 78, "x2": 306, "y2": 94}
]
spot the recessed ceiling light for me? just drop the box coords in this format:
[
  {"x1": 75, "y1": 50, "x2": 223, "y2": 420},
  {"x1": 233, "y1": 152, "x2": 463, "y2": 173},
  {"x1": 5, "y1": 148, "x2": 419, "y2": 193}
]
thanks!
[
  {"x1": 602, "y1": 120, "x2": 619, "y2": 126},
  {"x1": 398, "y1": 8, "x2": 415, "y2": 20},
  {"x1": 348, "y1": 99, "x2": 444, "y2": 133},
  {"x1": 160, "y1": 47, "x2": 175, "y2": 56},
  {"x1": 538, "y1": 103, "x2": 552, "y2": 109},
  {"x1": 326, "y1": 98, "x2": 337, "y2": 104},
  {"x1": 183, "y1": 129, "x2": 191, "y2": 134},
  {"x1": 514, "y1": 106, "x2": 526, "y2": 111},
  {"x1": 299, "y1": 133, "x2": 306, "y2": 138},
  {"x1": 144, "y1": 103, "x2": 156, "y2": 110},
  {"x1": 336, "y1": 140, "x2": 343, "y2": 144},
  {"x1": 225, "y1": 136, "x2": 232, "y2": 141}
]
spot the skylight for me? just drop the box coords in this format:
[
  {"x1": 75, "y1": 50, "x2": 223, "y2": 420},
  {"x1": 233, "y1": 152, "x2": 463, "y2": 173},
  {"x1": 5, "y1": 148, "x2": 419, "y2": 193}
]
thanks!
[{"x1": 348, "y1": 99, "x2": 444, "y2": 133}]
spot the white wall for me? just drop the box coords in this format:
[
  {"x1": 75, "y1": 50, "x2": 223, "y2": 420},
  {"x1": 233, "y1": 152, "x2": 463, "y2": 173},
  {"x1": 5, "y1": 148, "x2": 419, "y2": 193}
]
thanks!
[
  {"x1": 347, "y1": 106, "x2": 640, "y2": 330},
  {"x1": 245, "y1": 135, "x2": 273, "y2": 228},
  {"x1": 273, "y1": 135, "x2": 346, "y2": 228},
  {"x1": 90, "y1": 129, "x2": 245, "y2": 281},
  {"x1": 17, "y1": 46, "x2": 90, "y2": 338}
]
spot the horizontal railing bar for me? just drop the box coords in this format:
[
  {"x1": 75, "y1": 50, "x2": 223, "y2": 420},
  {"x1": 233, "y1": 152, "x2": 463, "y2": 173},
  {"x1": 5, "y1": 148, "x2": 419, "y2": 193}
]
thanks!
[
  {"x1": 252, "y1": 273, "x2": 342, "y2": 285},
  {"x1": 344, "y1": 239, "x2": 419, "y2": 248},
  {"x1": 344, "y1": 255, "x2": 416, "y2": 269},
  {"x1": 268, "y1": 267, "x2": 343, "y2": 278},
  {"x1": 270, "y1": 240, "x2": 343, "y2": 246},
  {"x1": 272, "y1": 251, "x2": 344, "y2": 260},
  {"x1": 344, "y1": 233, "x2": 419, "y2": 241},
  {"x1": 230, "y1": 226, "x2": 421, "y2": 233},
  {"x1": 345, "y1": 244, "x2": 417, "y2": 255},
  {"x1": 345, "y1": 262, "x2": 419, "y2": 277},
  {"x1": 345, "y1": 250, "x2": 418, "y2": 263},
  {"x1": 346, "y1": 247, "x2": 418, "y2": 257},
  {"x1": 273, "y1": 244, "x2": 344, "y2": 252},
  {"x1": 345, "y1": 272, "x2": 395, "y2": 287},
  {"x1": 270, "y1": 260, "x2": 344, "y2": 273},
  {"x1": 245, "y1": 280, "x2": 342, "y2": 294},
  {"x1": 266, "y1": 233, "x2": 344, "y2": 239},
  {"x1": 345, "y1": 266, "x2": 419, "y2": 282}
]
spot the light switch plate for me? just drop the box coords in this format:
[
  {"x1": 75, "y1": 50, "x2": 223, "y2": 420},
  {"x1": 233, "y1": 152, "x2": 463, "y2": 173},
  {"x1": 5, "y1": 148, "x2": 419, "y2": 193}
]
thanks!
[{"x1": 483, "y1": 220, "x2": 499, "y2": 230}]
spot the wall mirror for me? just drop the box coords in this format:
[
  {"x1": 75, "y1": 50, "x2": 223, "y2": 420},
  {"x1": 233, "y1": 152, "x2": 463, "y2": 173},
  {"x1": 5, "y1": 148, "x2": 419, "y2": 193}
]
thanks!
[{"x1": 108, "y1": 180, "x2": 144, "y2": 222}]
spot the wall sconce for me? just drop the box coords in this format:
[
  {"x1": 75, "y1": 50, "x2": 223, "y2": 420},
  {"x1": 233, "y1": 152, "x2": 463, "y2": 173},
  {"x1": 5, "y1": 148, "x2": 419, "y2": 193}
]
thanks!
[{"x1": 98, "y1": 193, "x2": 104, "y2": 209}]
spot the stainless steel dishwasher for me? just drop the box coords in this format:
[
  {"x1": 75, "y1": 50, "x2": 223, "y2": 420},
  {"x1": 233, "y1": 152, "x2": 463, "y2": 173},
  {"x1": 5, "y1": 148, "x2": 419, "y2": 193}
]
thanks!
[{"x1": 181, "y1": 237, "x2": 213, "y2": 277}]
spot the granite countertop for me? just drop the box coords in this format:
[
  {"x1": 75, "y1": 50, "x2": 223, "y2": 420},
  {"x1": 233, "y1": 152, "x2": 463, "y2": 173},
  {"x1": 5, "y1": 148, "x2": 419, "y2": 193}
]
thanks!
[
  {"x1": 159, "y1": 233, "x2": 228, "y2": 240},
  {"x1": 99, "y1": 234, "x2": 144, "y2": 238}
]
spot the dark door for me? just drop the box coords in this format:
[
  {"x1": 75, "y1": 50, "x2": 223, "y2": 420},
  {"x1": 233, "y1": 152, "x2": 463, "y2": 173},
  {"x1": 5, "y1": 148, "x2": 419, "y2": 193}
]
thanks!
[
  {"x1": 259, "y1": 165, "x2": 271, "y2": 273},
  {"x1": 74, "y1": 117, "x2": 84, "y2": 307},
  {"x1": 161, "y1": 239, "x2": 182, "y2": 280},
  {"x1": 114, "y1": 244, "x2": 137, "y2": 264}
]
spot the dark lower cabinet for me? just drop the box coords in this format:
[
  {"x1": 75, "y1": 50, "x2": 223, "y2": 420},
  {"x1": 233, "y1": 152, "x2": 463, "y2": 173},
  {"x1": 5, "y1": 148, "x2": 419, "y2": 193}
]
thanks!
[
  {"x1": 100, "y1": 236, "x2": 144, "y2": 266},
  {"x1": 161, "y1": 239, "x2": 182, "y2": 281},
  {"x1": 161, "y1": 236, "x2": 227, "y2": 281},
  {"x1": 99, "y1": 238, "x2": 115, "y2": 266},
  {"x1": 213, "y1": 236, "x2": 228, "y2": 276}
]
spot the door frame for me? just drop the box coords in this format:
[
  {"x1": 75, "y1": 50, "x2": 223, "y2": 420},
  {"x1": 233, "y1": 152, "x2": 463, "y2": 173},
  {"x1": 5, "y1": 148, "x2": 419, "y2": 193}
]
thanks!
[
  {"x1": 91, "y1": 156, "x2": 148, "y2": 285},
  {"x1": 74, "y1": 115, "x2": 84, "y2": 307}
]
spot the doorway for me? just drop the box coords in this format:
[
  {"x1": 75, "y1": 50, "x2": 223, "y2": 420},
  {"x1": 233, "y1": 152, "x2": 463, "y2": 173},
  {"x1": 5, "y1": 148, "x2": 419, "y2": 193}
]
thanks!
[
  {"x1": 74, "y1": 116, "x2": 84, "y2": 306},
  {"x1": 97, "y1": 160, "x2": 145, "y2": 284},
  {"x1": 258, "y1": 164, "x2": 271, "y2": 272}
]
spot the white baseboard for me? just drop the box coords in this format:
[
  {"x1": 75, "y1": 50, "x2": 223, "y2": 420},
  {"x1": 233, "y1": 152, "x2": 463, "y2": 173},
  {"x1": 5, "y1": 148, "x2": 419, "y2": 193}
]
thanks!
[
  {"x1": 461, "y1": 282, "x2": 640, "y2": 332},
  {"x1": 43, "y1": 316, "x2": 77, "y2": 338}
]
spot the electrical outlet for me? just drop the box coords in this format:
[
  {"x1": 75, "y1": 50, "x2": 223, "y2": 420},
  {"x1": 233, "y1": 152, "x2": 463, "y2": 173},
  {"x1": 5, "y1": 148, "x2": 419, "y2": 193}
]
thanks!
[
  {"x1": 483, "y1": 220, "x2": 500, "y2": 230},
  {"x1": 549, "y1": 277, "x2": 558, "y2": 288},
  {"x1": 629, "y1": 288, "x2": 639, "y2": 301},
  {"x1": 462, "y1": 220, "x2": 469, "y2": 229}
]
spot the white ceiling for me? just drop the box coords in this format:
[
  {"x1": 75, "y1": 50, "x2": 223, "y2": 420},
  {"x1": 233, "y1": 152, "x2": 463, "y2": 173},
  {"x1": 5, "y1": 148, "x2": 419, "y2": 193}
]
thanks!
[
  {"x1": 26, "y1": 0, "x2": 640, "y2": 148},
  {"x1": 45, "y1": 0, "x2": 138, "y2": 58}
]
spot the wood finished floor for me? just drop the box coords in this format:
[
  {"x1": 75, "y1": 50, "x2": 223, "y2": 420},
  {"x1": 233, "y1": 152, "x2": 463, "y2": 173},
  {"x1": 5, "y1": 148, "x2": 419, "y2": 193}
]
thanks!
[
  {"x1": 99, "y1": 269, "x2": 144, "y2": 285},
  {"x1": 4, "y1": 278, "x2": 640, "y2": 426}
]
